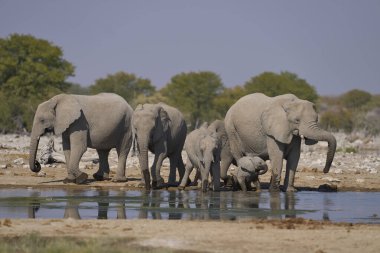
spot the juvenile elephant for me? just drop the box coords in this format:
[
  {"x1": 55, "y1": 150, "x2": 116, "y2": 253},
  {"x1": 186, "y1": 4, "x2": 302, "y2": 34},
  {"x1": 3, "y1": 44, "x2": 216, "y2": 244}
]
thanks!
[
  {"x1": 132, "y1": 103, "x2": 187, "y2": 190},
  {"x1": 233, "y1": 156, "x2": 268, "y2": 192},
  {"x1": 208, "y1": 120, "x2": 235, "y2": 186},
  {"x1": 179, "y1": 124, "x2": 221, "y2": 192},
  {"x1": 225, "y1": 93, "x2": 336, "y2": 192},
  {"x1": 29, "y1": 93, "x2": 134, "y2": 183}
]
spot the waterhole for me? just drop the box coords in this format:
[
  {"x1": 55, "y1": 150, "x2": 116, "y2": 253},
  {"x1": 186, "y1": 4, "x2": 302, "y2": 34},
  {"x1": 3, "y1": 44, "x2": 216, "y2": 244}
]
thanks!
[{"x1": 0, "y1": 188, "x2": 379, "y2": 223}]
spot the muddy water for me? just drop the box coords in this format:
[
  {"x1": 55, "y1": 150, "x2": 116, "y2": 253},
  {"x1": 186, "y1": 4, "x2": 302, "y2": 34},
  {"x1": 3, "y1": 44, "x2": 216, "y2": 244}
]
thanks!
[{"x1": 0, "y1": 188, "x2": 379, "y2": 223}]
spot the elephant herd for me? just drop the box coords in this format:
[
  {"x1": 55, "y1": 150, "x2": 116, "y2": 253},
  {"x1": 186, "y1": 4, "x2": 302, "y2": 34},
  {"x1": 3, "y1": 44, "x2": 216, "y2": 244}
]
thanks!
[{"x1": 29, "y1": 92, "x2": 337, "y2": 192}]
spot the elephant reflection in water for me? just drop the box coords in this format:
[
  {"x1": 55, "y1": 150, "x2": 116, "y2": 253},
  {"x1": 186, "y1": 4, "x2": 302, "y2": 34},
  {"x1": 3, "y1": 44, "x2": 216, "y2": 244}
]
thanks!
[
  {"x1": 138, "y1": 191, "x2": 163, "y2": 219},
  {"x1": 27, "y1": 192, "x2": 41, "y2": 219},
  {"x1": 267, "y1": 192, "x2": 297, "y2": 219},
  {"x1": 138, "y1": 191, "x2": 185, "y2": 220},
  {"x1": 63, "y1": 190, "x2": 127, "y2": 219}
]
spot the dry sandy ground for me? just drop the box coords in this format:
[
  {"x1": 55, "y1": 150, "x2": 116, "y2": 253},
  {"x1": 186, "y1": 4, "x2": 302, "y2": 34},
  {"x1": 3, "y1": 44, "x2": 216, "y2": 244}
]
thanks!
[{"x1": 1, "y1": 134, "x2": 380, "y2": 252}]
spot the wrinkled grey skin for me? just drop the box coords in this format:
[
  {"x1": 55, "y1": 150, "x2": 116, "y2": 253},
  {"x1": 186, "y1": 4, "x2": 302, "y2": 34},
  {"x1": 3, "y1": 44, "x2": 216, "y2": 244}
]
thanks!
[
  {"x1": 132, "y1": 103, "x2": 187, "y2": 190},
  {"x1": 29, "y1": 93, "x2": 134, "y2": 184},
  {"x1": 234, "y1": 156, "x2": 268, "y2": 192},
  {"x1": 179, "y1": 124, "x2": 221, "y2": 192},
  {"x1": 225, "y1": 93, "x2": 337, "y2": 192}
]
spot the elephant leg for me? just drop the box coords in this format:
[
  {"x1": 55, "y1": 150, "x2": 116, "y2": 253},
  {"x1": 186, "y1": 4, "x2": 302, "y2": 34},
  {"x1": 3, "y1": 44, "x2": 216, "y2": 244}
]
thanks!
[
  {"x1": 267, "y1": 137, "x2": 284, "y2": 192},
  {"x1": 211, "y1": 162, "x2": 220, "y2": 192},
  {"x1": 178, "y1": 158, "x2": 194, "y2": 190},
  {"x1": 168, "y1": 156, "x2": 178, "y2": 186},
  {"x1": 63, "y1": 130, "x2": 88, "y2": 184},
  {"x1": 172, "y1": 150, "x2": 186, "y2": 184},
  {"x1": 151, "y1": 153, "x2": 166, "y2": 189},
  {"x1": 284, "y1": 137, "x2": 301, "y2": 192},
  {"x1": 253, "y1": 178, "x2": 261, "y2": 192},
  {"x1": 237, "y1": 177, "x2": 247, "y2": 192},
  {"x1": 200, "y1": 165, "x2": 210, "y2": 192},
  {"x1": 113, "y1": 131, "x2": 133, "y2": 182},
  {"x1": 93, "y1": 149, "x2": 110, "y2": 181},
  {"x1": 62, "y1": 133, "x2": 71, "y2": 165},
  {"x1": 220, "y1": 154, "x2": 234, "y2": 187}
]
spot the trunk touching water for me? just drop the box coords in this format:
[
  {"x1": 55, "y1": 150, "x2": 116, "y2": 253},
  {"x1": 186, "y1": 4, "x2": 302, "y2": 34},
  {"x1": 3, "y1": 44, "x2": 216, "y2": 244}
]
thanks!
[
  {"x1": 302, "y1": 124, "x2": 337, "y2": 173},
  {"x1": 137, "y1": 136, "x2": 151, "y2": 190},
  {"x1": 29, "y1": 135, "x2": 41, "y2": 173}
]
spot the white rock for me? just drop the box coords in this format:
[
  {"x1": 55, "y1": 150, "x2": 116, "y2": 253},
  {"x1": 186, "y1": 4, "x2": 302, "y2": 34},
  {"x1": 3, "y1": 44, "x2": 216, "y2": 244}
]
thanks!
[
  {"x1": 13, "y1": 158, "x2": 24, "y2": 165},
  {"x1": 333, "y1": 168, "x2": 343, "y2": 174},
  {"x1": 356, "y1": 178, "x2": 365, "y2": 183},
  {"x1": 37, "y1": 171, "x2": 46, "y2": 177},
  {"x1": 369, "y1": 169, "x2": 378, "y2": 174},
  {"x1": 0, "y1": 164, "x2": 8, "y2": 169},
  {"x1": 305, "y1": 176, "x2": 315, "y2": 180},
  {"x1": 23, "y1": 165, "x2": 29, "y2": 169}
]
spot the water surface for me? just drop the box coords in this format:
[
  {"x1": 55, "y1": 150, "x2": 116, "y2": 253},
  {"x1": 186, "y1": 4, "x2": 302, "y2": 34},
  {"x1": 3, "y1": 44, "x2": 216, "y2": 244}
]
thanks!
[{"x1": 0, "y1": 188, "x2": 379, "y2": 224}]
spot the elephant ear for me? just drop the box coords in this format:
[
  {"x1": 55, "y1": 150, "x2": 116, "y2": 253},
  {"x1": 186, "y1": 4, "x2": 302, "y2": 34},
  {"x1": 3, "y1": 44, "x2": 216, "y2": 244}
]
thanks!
[
  {"x1": 158, "y1": 107, "x2": 170, "y2": 133},
  {"x1": 261, "y1": 102, "x2": 293, "y2": 144},
  {"x1": 53, "y1": 94, "x2": 82, "y2": 135},
  {"x1": 152, "y1": 106, "x2": 170, "y2": 142}
]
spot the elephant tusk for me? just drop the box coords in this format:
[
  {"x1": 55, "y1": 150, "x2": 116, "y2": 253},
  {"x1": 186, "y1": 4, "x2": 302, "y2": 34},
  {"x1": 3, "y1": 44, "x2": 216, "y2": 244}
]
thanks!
[{"x1": 301, "y1": 135, "x2": 304, "y2": 139}]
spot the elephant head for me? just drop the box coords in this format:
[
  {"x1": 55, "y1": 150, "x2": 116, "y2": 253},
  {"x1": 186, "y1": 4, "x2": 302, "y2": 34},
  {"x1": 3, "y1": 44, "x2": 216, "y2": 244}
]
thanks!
[
  {"x1": 261, "y1": 95, "x2": 336, "y2": 173},
  {"x1": 29, "y1": 94, "x2": 82, "y2": 173},
  {"x1": 132, "y1": 104, "x2": 170, "y2": 180},
  {"x1": 199, "y1": 131, "x2": 220, "y2": 191},
  {"x1": 200, "y1": 132, "x2": 219, "y2": 169}
]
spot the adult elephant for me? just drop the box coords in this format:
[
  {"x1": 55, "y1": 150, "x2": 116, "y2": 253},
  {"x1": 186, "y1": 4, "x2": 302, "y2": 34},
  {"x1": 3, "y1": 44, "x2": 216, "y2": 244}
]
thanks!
[
  {"x1": 225, "y1": 93, "x2": 336, "y2": 192},
  {"x1": 132, "y1": 103, "x2": 187, "y2": 190},
  {"x1": 29, "y1": 93, "x2": 134, "y2": 184}
]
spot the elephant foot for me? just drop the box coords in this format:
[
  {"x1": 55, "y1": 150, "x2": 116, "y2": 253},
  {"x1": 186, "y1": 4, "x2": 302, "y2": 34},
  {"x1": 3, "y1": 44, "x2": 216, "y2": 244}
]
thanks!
[
  {"x1": 178, "y1": 185, "x2": 185, "y2": 191},
  {"x1": 269, "y1": 184, "x2": 281, "y2": 192},
  {"x1": 112, "y1": 176, "x2": 128, "y2": 182},
  {"x1": 63, "y1": 172, "x2": 88, "y2": 184},
  {"x1": 224, "y1": 175, "x2": 234, "y2": 188},
  {"x1": 167, "y1": 181, "x2": 179, "y2": 187},
  {"x1": 93, "y1": 173, "x2": 110, "y2": 181},
  {"x1": 285, "y1": 186, "x2": 297, "y2": 192},
  {"x1": 75, "y1": 172, "x2": 88, "y2": 184},
  {"x1": 152, "y1": 178, "x2": 165, "y2": 189},
  {"x1": 185, "y1": 178, "x2": 192, "y2": 186}
]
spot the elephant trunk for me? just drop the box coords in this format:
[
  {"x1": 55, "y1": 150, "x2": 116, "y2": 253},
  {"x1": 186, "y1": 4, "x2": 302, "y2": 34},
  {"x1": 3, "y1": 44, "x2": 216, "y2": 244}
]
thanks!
[
  {"x1": 302, "y1": 124, "x2": 337, "y2": 174},
  {"x1": 137, "y1": 137, "x2": 151, "y2": 190},
  {"x1": 29, "y1": 134, "x2": 41, "y2": 173},
  {"x1": 256, "y1": 164, "x2": 268, "y2": 175}
]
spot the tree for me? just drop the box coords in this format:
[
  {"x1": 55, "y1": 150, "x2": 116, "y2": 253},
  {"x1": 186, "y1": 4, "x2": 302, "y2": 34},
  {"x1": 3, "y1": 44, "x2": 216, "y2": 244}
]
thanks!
[
  {"x1": 89, "y1": 71, "x2": 155, "y2": 107},
  {"x1": 244, "y1": 71, "x2": 318, "y2": 102},
  {"x1": 161, "y1": 71, "x2": 224, "y2": 129},
  {"x1": 0, "y1": 34, "x2": 75, "y2": 131},
  {"x1": 319, "y1": 109, "x2": 353, "y2": 133},
  {"x1": 0, "y1": 34, "x2": 74, "y2": 99},
  {"x1": 213, "y1": 86, "x2": 246, "y2": 118},
  {"x1": 340, "y1": 89, "x2": 372, "y2": 109}
]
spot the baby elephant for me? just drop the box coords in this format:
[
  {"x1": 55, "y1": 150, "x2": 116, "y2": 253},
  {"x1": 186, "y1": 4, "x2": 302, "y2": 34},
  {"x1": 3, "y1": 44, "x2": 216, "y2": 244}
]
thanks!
[
  {"x1": 233, "y1": 156, "x2": 268, "y2": 192},
  {"x1": 179, "y1": 124, "x2": 221, "y2": 192}
]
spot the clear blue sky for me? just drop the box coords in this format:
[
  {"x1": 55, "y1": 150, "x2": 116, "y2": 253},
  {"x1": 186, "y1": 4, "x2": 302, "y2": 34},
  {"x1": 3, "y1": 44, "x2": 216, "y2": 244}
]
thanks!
[{"x1": 1, "y1": 0, "x2": 380, "y2": 95}]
